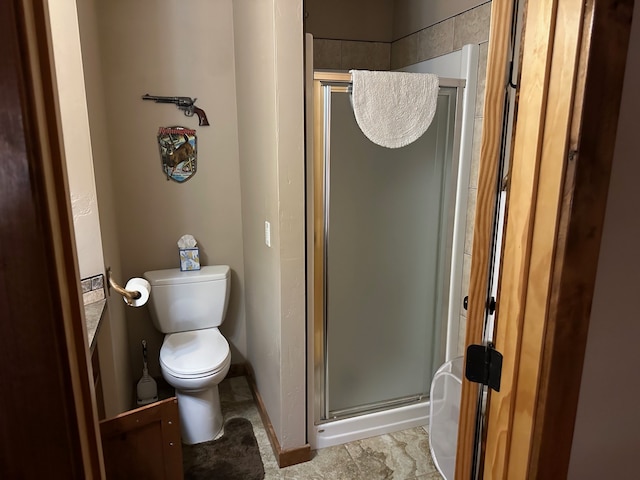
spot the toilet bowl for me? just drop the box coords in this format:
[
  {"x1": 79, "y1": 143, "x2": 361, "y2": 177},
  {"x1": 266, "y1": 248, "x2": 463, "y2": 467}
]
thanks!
[
  {"x1": 144, "y1": 266, "x2": 232, "y2": 445},
  {"x1": 160, "y1": 328, "x2": 231, "y2": 444}
]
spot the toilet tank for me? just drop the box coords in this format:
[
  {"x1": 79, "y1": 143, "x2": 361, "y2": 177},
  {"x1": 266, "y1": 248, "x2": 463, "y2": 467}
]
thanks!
[{"x1": 143, "y1": 265, "x2": 230, "y2": 334}]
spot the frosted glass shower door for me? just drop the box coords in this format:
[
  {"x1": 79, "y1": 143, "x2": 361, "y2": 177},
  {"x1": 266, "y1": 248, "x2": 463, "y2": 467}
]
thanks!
[{"x1": 325, "y1": 88, "x2": 457, "y2": 418}]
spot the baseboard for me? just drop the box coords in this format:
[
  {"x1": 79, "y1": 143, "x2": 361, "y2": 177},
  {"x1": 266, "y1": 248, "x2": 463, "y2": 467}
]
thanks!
[{"x1": 245, "y1": 365, "x2": 311, "y2": 468}]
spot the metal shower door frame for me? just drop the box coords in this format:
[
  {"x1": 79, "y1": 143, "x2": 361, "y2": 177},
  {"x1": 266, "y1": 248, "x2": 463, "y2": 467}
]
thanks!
[{"x1": 310, "y1": 72, "x2": 466, "y2": 427}]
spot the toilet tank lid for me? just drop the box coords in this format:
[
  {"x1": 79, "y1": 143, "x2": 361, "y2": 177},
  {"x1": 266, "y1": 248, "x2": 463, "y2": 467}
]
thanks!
[{"x1": 144, "y1": 265, "x2": 229, "y2": 286}]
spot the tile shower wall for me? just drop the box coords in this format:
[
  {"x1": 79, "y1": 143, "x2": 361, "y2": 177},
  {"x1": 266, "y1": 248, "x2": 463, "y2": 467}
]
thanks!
[
  {"x1": 390, "y1": 3, "x2": 491, "y2": 68},
  {"x1": 313, "y1": 3, "x2": 491, "y2": 73},
  {"x1": 312, "y1": 2, "x2": 492, "y2": 356}
]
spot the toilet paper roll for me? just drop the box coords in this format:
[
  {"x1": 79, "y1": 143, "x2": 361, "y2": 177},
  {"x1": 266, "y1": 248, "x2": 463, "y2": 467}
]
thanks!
[{"x1": 124, "y1": 278, "x2": 151, "y2": 307}]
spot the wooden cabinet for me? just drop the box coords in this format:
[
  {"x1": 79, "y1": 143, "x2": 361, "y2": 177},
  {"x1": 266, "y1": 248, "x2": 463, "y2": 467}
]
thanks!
[
  {"x1": 91, "y1": 344, "x2": 106, "y2": 420},
  {"x1": 100, "y1": 398, "x2": 183, "y2": 479}
]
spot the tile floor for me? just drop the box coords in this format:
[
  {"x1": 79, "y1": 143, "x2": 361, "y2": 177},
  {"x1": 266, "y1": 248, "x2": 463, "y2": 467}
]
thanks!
[{"x1": 218, "y1": 376, "x2": 444, "y2": 480}]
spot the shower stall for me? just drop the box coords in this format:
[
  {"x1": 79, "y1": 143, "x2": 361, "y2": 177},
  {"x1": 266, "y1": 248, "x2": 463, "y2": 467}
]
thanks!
[{"x1": 307, "y1": 46, "x2": 479, "y2": 449}]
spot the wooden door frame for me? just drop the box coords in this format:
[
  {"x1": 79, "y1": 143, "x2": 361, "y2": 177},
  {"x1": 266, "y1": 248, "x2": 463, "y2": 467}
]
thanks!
[
  {"x1": 456, "y1": 0, "x2": 634, "y2": 479},
  {"x1": 454, "y1": 1, "x2": 515, "y2": 477},
  {"x1": 3, "y1": 0, "x2": 104, "y2": 477}
]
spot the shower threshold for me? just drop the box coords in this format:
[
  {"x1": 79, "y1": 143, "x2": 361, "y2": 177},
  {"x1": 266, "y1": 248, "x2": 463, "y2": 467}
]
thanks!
[
  {"x1": 328, "y1": 394, "x2": 427, "y2": 420},
  {"x1": 311, "y1": 398, "x2": 430, "y2": 450}
]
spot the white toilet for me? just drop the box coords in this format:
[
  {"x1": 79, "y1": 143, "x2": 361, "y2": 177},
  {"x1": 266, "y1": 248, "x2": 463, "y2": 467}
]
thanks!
[{"x1": 144, "y1": 265, "x2": 232, "y2": 445}]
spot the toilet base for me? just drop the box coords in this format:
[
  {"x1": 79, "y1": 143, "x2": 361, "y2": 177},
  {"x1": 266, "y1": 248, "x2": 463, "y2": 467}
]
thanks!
[{"x1": 175, "y1": 385, "x2": 223, "y2": 445}]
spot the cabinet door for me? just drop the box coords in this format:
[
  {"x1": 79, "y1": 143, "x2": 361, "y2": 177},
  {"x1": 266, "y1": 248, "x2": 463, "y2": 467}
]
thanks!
[
  {"x1": 100, "y1": 398, "x2": 183, "y2": 479},
  {"x1": 91, "y1": 345, "x2": 106, "y2": 420}
]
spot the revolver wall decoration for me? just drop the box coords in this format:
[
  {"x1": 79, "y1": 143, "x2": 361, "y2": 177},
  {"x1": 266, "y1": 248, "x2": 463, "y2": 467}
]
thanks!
[{"x1": 142, "y1": 94, "x2": 210, "y2": 126}]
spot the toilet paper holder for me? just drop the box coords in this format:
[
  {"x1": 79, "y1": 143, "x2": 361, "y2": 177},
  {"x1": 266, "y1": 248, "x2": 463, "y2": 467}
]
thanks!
[{"x1": 106, "y1": 267, "x2": 141, "y2": 306}]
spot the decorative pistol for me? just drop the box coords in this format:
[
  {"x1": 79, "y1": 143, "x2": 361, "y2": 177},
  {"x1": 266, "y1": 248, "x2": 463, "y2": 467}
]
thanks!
[{"x1": 142, "y1": 94, "x2": 210, "y2": 126}]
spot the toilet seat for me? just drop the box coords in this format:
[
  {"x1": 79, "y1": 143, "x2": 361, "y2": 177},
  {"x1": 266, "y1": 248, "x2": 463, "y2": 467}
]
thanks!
[{"x1": 160, "y1": 328, "x2": 230, "y2": 379}]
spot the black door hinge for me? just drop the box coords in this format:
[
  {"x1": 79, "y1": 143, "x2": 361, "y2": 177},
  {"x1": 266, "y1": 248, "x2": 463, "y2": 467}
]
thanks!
[{"x1": 465, "y1": 343, "x2": 503, "y2": 392}]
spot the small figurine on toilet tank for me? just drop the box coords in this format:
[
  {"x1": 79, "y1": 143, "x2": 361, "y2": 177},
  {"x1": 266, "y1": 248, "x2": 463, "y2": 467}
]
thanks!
[{"x1": 178, "y1": 234, "x2": 200, "y2": 271}]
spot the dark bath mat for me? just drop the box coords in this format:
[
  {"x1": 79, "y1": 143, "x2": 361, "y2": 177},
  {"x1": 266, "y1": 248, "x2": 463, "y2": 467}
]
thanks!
[{"x1": 182, "y1": 417, "x2": 265, "y2": 480}]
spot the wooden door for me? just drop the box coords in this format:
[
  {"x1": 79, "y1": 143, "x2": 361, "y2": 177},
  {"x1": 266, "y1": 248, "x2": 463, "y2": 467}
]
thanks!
[
  {"x1": 8, "y1": 2, "x2": 187, "y2": 478},
  {"x1": 100, "y1": 398, "x2": 184, "y2": 479},
  {"x1": 2, "y1": 0, "x2": 104, "y2": 477},
  {"x1": 455, "y1": 0, "x2": 634, "y2": 479}
]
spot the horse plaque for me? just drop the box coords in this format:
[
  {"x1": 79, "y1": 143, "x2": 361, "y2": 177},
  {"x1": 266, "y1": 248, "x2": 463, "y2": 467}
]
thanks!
[{"x1": 157, "y1": 126, "x2": 197, "y2": 182}]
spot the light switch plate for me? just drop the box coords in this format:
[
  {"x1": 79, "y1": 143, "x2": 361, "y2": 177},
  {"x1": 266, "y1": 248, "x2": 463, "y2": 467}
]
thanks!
[{"x1": 265, "y1": 221, "x2": 271, "y2": 247}]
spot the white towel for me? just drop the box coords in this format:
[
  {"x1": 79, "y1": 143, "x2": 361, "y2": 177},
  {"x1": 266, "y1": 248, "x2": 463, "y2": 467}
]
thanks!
[{"x1": 350, "y1": 70, "x2": 439, "y2": 149}]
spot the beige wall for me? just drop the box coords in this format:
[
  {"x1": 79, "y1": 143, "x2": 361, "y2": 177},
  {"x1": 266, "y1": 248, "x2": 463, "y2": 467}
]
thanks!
[
  {"x1": 93, "y1": 0, "x2": 246, "y2": 381},
  {"x1": 305, "y1": 0, "x2": 394, "y2": 42},
  {"x1": 313, "y1": 38, "x2": 391, "y2": 71},
  {"x1": 48, "y1": 0, "x2": 104, "y2": 280},
  {"x1": 568, "y1": 5, "x2": 640, "y2": 477},
  {"x1": 233, "y1": 0, "x2": 307, "y2": 450},
  {"x1": 78, "y1": 0, "x2": 134, "y2": 417},
  {"x1": 49, "y1": 0, "x2": 133, "y2": 416},
  {"x1": 59, "y1": 0, "x2": 306, "y2": 449}
]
